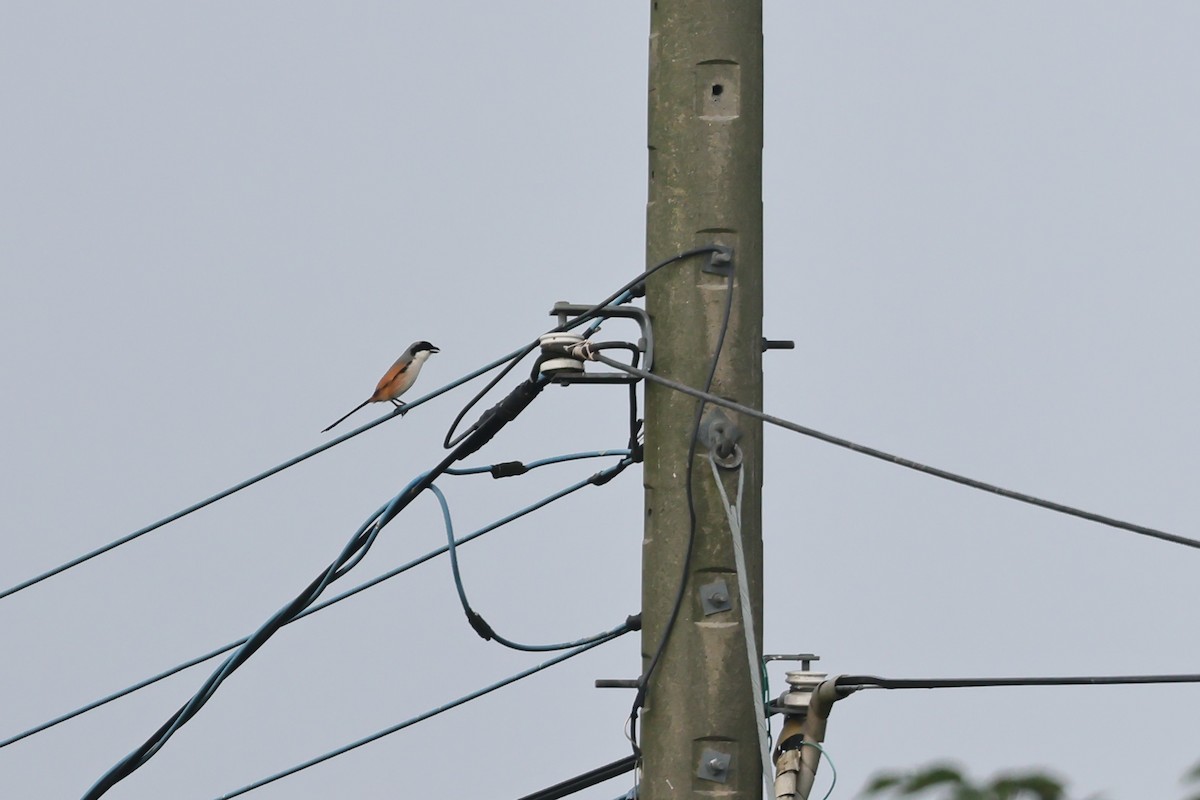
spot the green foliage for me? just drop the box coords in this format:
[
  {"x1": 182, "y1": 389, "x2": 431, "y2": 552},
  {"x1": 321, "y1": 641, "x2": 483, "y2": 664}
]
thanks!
[
  {"x1": 1183, "y1": 759, "x2": 1200, "y2": 800},
  {"x1": 862, "y1": 763, "x2": 1067, "y2": 800}
]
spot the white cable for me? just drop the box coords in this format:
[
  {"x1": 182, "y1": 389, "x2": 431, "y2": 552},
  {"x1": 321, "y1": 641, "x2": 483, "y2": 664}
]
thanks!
[{"x1": 708, "y1": 453, "x2": 774, "y2": 799}]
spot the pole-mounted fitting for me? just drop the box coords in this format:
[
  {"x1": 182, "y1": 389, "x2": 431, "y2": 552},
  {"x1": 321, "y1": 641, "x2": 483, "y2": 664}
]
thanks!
[
  {"x1": 538, "y1": 302, "x2": 655, "y2": 384},
  {"x1": 762, "y1": 338, "x2": 796, "y2": 352},
  {"x1": 700, "y1": 407, "x2": 743, "y2": 468},
  {"x1": 771, "y1": 668, "x2": 845, "y2": 800},
  {"x1": 701, "y1": 244, "x2": 735, "y2": 276}
]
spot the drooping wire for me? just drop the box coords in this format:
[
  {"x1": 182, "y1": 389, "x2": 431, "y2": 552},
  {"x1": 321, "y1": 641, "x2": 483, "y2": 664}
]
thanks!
[
  {"x1": 441, "y1": 245, "x2": 724, "y2": 450},
  {"x1": 628, "y1": 268, "x2": 737, "y2": 752},
  {"x1": 0, "y1": 344, "x2": 533, "y2": 604},
  {"x1": 582, "y1": 353, "x2": 1200, "y2": 553},
  {"x1": 444, "y1": 449, "x2": 632, "y2": 477},
  {"x1": 83, "y1": 377, "x2": 548, "y2": 799},
  {"x1": 211, "y1": 630, "x2": 633, "y2": 800},
  {"x1": 2, "y1": 451, "x2": 633, "y2": 750},
  {"x1": 2, "y1": 248, "x2": 709, "y2": 605},
  {"x1": 797, "y1": 741, "x2": 838, "y2": 800},
  {"x1": 428, "y1": 481, "x2": 635, "y2": 651}
]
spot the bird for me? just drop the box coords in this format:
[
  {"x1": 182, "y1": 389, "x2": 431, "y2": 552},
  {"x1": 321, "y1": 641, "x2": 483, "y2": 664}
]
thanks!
[{"x1": 322, "y1": 341, "x2": 440, "y2": 433}]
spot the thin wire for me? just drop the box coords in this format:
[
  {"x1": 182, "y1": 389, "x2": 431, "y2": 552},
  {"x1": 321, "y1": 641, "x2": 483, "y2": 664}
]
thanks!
[
  {"x1": 837, "y1": 673, "x2": 1200, "y2": 692},
  {"x1": 514, "y1": 755, "x2": 639, "y2": 800},
  {"x1": 796, "y1": 741, "x2": 838, "y2": 800},
  {"x1": 441, "y1": 245, "x2": 723, "y2": 449},
  {"x1": 629, "y1": 267, "x2": 737, "y2": 751},
  {"x1": 84, "y1": 378, "x2": 547, "y2": 798},
  {"x1": 4, "y1": 247, "x2": 714, "y2": 601},
  {"x1": 586, "y1": 354, "x2": 1200, "y2": 553},
  {"x1": 0, "y1": 345, "x2": 532, "y2": 604},
  {"x1": 428, "y1": 477, "x2": 635, "y2": 651},
  {"x1": 2, "y1": 455, "x2": 632, "y2": 750},
  {"x1": 444, "y1": 449, "x2": 631, "y2": 476},
  {"x1": 212, "y1": 631, "x2": 631, "y2": 800}
]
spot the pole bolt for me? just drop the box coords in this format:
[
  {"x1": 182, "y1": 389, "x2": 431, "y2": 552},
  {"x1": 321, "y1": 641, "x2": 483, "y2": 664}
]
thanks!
[{"x1": 697, "y1": 748, "x2": 732, "y2": 783}]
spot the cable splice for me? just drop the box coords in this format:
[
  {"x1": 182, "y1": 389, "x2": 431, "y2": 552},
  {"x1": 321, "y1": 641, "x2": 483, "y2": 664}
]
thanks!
[
  {"x1": 428, "y1": 481, "x2": 637, "y2": 652},
  {"x1": 489, "y1": 461, "x2": 529, "y2": 478},
  {"x1": 441, "y1": 245, "x2": 726, "y2": 450},
  {"x1": 83, "y1": 377, "x2": 548, "y2": 799},
  {"x1": 3, "y1": 451, "x2": 633, "y2": 750}
]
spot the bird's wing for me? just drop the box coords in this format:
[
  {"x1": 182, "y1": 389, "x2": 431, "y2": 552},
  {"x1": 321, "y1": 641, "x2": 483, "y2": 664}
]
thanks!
[{"x1": 370, "y1": 357, "x2": 410, "y2": 400}]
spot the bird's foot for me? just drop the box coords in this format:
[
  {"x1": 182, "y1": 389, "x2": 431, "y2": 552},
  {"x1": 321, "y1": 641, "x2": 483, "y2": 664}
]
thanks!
[{"x1": 391, "y1": 400, "x2": 408, "y2": 416}]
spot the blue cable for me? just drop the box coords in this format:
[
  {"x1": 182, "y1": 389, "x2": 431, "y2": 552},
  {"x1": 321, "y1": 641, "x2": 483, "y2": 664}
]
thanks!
[
  {"x1": 7, "y1": 247, "x2": 708, "y2": 603},
  {"x1": 213, "y1": 630, "x2": 632, "y2": 799},
  {"x1": 445, "y1": 449, "x2": 632, "y2": 476},
  {"x1": 428, "y1": 476, "x2": 634, "y2": 651},
  {"x1": 797, "y1": 741, "x2": 838, "y2": 800},
  {"x1": 582, "y1": 288, "x2": 634, "y2": 339},
  {"x1": 1, "y1": 454, "x2": 634, "y2": 750},
  {"x1": 0, "y1": 344, "x2": 532, "y2": 603},
  {"x1": 86, "y1": 372, "x2": 556, "y2": 797}
]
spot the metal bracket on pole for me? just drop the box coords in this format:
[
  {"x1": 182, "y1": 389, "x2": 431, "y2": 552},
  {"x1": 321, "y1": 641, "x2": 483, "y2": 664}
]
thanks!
[
  {"x1": 762, "y1": 338, "x2": 796, "y2": 352},
  {"x1": 765, "y1": 653, "x2": 821, "y2": 673},
  {"x1": 544, "y1": 302, "x2": 654, "y2": 384}
]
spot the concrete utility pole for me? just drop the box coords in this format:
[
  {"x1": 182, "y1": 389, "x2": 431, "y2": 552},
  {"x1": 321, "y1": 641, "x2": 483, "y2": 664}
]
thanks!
[{"x1": 641, "y1": 1, "x2": 764, "y2": 798}]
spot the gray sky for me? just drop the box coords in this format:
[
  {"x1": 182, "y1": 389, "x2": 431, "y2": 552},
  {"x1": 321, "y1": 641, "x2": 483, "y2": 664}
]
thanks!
[{"x1": 3, "y1": 3, "x2": 1199, "y2": 798}]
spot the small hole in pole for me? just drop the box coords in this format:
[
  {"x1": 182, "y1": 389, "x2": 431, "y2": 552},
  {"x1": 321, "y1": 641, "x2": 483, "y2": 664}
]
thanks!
[{"x1": 712, "y1": 84, "x2": 724, "y2": 97}]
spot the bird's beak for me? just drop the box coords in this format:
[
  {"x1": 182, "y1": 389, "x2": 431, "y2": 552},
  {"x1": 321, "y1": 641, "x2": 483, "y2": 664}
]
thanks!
[{"x1": 429, "y1": 346, "x2": 440, "y2": 353}]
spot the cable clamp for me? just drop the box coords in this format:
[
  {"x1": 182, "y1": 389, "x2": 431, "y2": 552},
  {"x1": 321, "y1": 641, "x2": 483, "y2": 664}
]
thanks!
[
  {"x1": 700, "y1": 408, "x2": 743, "y2": 468},
  {"x1": 545, "y1": 301, "x2": 654, "y2": 384}
]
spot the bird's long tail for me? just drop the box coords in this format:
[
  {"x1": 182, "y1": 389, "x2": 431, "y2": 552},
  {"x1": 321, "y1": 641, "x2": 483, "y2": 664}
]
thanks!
[{"x1": 322, "y1": 399, "x2": 371, "y2": 433}]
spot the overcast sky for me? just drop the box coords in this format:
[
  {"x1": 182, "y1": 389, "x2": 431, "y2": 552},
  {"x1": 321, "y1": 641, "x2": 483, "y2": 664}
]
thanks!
[{"x1": 3, "y1": 3, "x2": 1199, "y2": 799}]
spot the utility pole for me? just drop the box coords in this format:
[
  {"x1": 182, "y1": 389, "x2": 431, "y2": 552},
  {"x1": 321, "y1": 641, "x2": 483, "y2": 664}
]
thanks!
[{"x1": 641, "y1": 1, "x2": 764, "y2": 798}]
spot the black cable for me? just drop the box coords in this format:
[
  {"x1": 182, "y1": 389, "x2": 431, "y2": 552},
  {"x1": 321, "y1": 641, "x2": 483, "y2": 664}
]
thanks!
[
  {"x1": 213, "y1": 630, "x2": 631, "y2": 799},
  {"x1": 441, "y1": 245, "x2": 725, "y2": 450},
  {"x1": 84, "y1": 377, "x2": 547, "y2": 800},
  {"x1": 836, "y1": 673, "x2": 1200, "y2": 693},
  {"x1": 627, "y1": 269, "x2": 737, "y2": 753},
  {"x1": 583, "y1": 354, "x2": 1200, "y2": 553},
  {"x1": 445, "y1": 341, "x2": 542, "y2": 449},
  {"x1": 430, "y1": 472, "x2": 639, "y2": 652},
  {"x1": 515, "y1": 755, "x2": 639, "y2": 800},
  {"x1": 0, "y1": 344, "x2": 532, "y2": 604},
  {"x1": 3, "y1": 453, "x2": 632, "y2": 750}
]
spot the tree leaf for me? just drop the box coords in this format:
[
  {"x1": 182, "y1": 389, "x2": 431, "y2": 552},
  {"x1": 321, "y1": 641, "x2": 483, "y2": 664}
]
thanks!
[{"x1": 904, "y1": 765, "x2": 968, "y2": 792}]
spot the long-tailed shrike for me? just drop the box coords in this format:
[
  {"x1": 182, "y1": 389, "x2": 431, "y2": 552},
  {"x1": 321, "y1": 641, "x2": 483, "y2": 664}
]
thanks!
[{"x1": 322, "y1": 341, "x2": 440, "y2": 432}]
